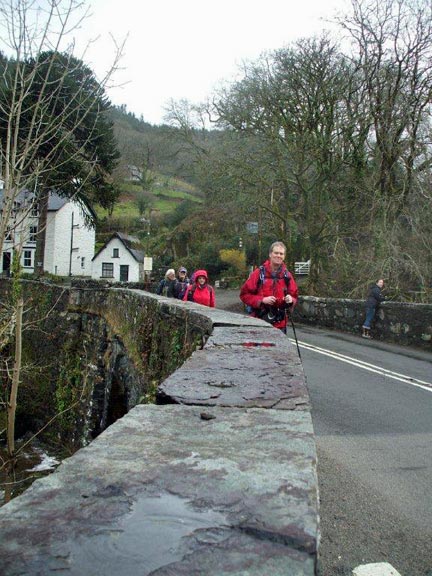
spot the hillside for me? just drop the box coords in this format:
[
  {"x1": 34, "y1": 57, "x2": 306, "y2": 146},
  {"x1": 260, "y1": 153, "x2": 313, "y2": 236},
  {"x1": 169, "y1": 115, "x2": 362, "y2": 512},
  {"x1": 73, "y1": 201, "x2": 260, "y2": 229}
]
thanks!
[
  {"x1": 97, "y1": 174, "x2": 203, "y2": 221},
  {"x1": 108, "y1": 105, "x2": 201, "y2": 186},
  {"x1": 100, "y1": 106, "x2": 246, "y2": 281},
  {"x1": 96, "y1": 105, "x2": 204, "y2": 250}
]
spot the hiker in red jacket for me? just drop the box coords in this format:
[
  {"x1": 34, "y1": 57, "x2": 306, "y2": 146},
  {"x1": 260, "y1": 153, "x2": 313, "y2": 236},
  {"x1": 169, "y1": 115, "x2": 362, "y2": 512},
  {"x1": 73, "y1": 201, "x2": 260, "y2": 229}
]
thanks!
[
  {"x1": 183, "y1": 269, "x2": 216, "y2": 308},
  {"x1": 240, "y1": 241, "x2": 298, "y2": 332}
]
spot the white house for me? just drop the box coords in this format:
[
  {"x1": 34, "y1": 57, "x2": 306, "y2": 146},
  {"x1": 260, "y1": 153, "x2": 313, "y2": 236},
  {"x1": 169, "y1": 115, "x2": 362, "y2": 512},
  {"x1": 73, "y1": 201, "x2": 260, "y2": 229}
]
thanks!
[
  {"x1": 126, "y1": 165, "x2": 142, "y2": 182},
  {"x1": 0, "y1": 187, "x2": 95, "y2": 277},
  {"x1": 92, "y1": 232, "x2": 145, "y2": 283}
]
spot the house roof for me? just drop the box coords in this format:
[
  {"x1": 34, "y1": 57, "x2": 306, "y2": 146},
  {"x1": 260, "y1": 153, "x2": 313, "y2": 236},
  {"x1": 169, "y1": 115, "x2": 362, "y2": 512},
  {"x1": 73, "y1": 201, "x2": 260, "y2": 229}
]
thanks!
[
  {"x1": 0, "y1": 189, "x2": 96, "y2": 219},
  {"x1": 92, "y1": 232, "x2": 145, "y2": 262},
  {"x1": 47, "y1": 192, "x2": 68, "y2": 211}
]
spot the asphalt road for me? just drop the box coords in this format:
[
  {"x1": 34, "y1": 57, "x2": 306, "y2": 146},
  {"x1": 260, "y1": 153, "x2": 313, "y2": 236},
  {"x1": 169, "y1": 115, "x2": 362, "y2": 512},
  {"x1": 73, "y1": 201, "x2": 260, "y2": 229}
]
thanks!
[
  {"x1": 294, "y1": 324, "x2": 432, "y2": 576},
  {"x1": 216, "y1": 290, "x2": 432, "y2": 576}
]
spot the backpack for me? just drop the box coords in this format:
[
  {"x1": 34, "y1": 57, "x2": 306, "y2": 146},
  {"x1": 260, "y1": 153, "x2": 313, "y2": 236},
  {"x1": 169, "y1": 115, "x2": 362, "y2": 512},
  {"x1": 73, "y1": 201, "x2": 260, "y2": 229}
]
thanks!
[
  {"x1": 257, "y1": 265, "x2": 291, "y2": 289},
  {"x1": 245, "y1": 265, "x2": 291, "y2": 315}
]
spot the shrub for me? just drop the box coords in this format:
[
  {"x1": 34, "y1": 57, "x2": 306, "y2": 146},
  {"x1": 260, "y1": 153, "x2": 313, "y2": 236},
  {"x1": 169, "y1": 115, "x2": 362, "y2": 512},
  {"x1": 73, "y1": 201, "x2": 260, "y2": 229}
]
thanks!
[{"x1": 219, "y1": 249, "x2": 247, "y2": 276}]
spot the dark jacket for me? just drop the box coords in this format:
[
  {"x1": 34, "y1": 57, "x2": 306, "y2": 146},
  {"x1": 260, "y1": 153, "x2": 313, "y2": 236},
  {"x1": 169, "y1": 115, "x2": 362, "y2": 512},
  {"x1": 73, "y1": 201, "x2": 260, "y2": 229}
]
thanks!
[
  {"x1": 175, "y1": 275, "x2": 190, "y2": 299},
  {"x1": 240, "y1": 260, "x2": 298, "y2": 330},
  {"x1": 366, "y1": 284, "x2": 385, "y2": 309},
  {"x1": 156, "y1": 277, "x2": 178, "y2": 298}
]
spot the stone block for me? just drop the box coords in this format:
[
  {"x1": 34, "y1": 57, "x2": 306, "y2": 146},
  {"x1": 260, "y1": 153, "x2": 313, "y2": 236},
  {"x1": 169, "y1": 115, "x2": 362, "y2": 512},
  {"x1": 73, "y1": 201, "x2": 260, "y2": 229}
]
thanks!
[
  {"x1": 158, "y1": 326, "x2": 307, "y2": 410},
  {"x1": 0, "y1": 404, "x2": 318, "y2": 576}
]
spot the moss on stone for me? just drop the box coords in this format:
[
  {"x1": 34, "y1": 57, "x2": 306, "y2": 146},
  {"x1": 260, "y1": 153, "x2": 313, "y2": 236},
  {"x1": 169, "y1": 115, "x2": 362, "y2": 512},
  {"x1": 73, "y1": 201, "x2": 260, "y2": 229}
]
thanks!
[{"x1": 0, "y1": 280, "x2": 209, "y2": 453}]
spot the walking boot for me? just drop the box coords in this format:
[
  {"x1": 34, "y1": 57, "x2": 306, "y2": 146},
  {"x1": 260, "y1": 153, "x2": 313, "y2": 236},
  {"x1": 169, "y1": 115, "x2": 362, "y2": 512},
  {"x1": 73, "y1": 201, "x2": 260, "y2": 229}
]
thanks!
[{"x1": 362, "y1": 327, "x2": 371, "y2": 339}]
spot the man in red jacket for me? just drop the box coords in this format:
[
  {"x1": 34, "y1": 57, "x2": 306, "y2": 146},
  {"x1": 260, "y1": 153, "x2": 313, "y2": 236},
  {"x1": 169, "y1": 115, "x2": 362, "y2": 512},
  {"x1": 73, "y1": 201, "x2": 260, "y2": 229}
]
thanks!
[
  {"x1": 183, "y1": 269, "x2": 216, "y2": 308},
  {"x1": 240, "y1": 241, "x2": 298, "y2": 332}
]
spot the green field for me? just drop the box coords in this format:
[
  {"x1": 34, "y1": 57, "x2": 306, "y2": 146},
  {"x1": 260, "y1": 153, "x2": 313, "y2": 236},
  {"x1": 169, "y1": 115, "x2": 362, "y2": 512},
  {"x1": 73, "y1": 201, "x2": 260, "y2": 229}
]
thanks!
[{"x1": 96, "y1": 175, "x2": 203, "y2": 220}]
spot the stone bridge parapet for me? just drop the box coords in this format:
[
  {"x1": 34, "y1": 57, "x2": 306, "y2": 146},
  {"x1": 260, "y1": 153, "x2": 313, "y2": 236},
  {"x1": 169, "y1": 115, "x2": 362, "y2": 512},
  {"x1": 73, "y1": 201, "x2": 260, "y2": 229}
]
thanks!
[
  {"x1": 295, "y1": 296, "x2": 432, "y2": 349},
  {"x1": 0, "y1": 284, "x2": 318, "y2": 575}
]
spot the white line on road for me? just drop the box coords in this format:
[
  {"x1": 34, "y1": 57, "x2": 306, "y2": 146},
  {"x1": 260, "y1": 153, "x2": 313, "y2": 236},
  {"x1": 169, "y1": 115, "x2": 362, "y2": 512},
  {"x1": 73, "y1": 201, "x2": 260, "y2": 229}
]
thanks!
[
  {"x1": 353, "y1": 562, "x2": 402, "y2": 575},
  {"x1": 289, "y1": 338, "x2": 432, "y2": 393}
]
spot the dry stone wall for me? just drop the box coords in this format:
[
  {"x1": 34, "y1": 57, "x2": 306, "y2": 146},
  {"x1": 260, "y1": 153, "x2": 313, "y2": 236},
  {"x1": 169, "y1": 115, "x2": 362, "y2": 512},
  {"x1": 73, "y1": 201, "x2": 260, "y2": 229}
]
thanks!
[{"x1": 294, "y1": 296, "x2": 432, "y2": 349}]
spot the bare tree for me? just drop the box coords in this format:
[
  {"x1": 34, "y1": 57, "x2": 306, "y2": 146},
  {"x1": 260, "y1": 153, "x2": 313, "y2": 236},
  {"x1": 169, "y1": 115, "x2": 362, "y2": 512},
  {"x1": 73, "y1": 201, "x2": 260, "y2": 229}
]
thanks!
[
  {"x1": 166, "y1": 2, "x2": 432, "y2": 297},
  {"x1": 340, "y1": 0, "x2": 432, "y2": 216},
  {"x1": 196, "y1": 37, "x2": 356, "y2": 289},
  {"x1": 0, "y1": 0, "x2": 124, "y2": 471},
  {"x1": 0, "y1": 0, "x2": 124, "y2": 263}
]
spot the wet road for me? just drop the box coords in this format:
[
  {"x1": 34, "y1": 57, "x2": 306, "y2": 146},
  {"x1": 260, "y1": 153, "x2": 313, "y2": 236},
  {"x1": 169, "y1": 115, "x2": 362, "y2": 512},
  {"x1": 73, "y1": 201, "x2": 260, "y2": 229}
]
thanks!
[{"x1": 294, "y1": 324, "x2": 432, "y2": 576}]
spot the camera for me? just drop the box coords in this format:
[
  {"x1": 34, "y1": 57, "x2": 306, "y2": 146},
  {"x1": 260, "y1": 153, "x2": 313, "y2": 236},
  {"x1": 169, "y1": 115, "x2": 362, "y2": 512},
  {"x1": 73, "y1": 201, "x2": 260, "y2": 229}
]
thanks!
[{"x1": 259, "y1": 306, "x2": 284, "y2": 325}]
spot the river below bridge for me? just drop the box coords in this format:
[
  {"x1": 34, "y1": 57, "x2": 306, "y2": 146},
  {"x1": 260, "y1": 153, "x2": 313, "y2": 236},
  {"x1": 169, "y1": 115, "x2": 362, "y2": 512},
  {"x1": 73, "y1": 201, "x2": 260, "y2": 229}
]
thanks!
[{"x1": 0, "y1": 441, "x2": 61, "y2": 504}]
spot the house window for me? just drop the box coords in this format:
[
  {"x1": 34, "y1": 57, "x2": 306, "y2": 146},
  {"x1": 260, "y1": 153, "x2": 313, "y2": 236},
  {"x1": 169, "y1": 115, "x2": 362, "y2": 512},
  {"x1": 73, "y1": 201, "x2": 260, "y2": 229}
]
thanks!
[
  {"x1": 2, "y1": 252, "x2": 12, "y2": 275},
  {"x1": 81, "y1": 257, "x2": 85, "y2": 269},
  {"x1": 101, "y1": 262, "x2": 114, "y2": 278},
  {"x1": 113, "y1": 248, "x2": 119, "y2": 258},
  {"x1": 29, "y1": 226, "x2": 38, "y2": 242},
  {"x1": 5, "y1": 227, "x2": 13, "y2": 241},
  {"x1": 23, "y1": 250, "x2": 33, "y2": 268},
  {"x1": 31, "y1": 202, "x2": 39, "y2": 216}
]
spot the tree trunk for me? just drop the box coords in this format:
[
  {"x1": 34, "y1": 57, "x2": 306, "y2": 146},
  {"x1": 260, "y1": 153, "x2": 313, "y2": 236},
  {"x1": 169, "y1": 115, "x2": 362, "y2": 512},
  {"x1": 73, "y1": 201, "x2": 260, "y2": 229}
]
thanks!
[{"x1": 7, "y1": 296, "x2": 23, "y2": 458}]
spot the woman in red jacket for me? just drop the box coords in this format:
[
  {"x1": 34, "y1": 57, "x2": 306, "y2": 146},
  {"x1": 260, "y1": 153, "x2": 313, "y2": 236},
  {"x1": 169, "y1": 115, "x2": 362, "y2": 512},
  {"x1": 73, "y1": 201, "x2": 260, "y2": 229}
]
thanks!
[
  {"x1": 183, "y1": 269, "x2": 216, "y2": 308},
  {"x1": 240, "y1": 241, "x2": 298, "y2": 332}
]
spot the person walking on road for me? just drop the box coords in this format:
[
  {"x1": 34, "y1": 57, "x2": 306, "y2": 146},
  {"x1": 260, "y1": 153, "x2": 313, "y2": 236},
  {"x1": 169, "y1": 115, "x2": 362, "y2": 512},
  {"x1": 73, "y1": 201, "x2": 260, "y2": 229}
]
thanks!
[
  {"x1": 362, "y1": 278, "x2": 385, "y2": 338},
  {"x1": 240, "y1": 241, "x2": 298, "y2": 333}
]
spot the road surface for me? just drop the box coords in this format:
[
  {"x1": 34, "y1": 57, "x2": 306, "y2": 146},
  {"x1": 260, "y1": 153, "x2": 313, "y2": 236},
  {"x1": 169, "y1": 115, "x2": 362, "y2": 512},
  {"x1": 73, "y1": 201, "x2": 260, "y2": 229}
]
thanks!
[{"x1": 216, "y1": 289, "x2": 432, "y2": 576}]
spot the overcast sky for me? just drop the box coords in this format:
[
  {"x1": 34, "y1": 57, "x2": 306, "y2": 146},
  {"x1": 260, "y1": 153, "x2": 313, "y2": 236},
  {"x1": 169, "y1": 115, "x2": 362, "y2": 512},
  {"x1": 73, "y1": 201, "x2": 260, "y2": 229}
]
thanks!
[{"x1": 75, "y1": 0, "x2": 350, "y2": 125}]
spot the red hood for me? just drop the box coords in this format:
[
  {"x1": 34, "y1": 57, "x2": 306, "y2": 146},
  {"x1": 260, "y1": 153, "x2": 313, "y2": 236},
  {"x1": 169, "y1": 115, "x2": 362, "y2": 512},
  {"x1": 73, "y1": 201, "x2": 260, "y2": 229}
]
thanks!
[{"x1": 194, "y1": 269, "x2": 208, "y2": 284}]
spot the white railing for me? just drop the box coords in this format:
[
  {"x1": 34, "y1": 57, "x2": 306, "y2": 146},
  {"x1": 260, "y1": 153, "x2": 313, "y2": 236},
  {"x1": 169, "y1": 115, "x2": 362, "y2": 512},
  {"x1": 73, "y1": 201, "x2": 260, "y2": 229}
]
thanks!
[{"x1": 294, "y1": 260, "x2": 310, "y2": 275}]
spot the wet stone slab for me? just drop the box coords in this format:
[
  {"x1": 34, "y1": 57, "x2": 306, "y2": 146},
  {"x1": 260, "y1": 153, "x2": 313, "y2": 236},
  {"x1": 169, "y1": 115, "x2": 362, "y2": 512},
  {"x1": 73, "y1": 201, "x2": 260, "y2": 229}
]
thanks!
[
  {"x1": 158, "y1": 326, "x2": 308, "y2": 410},
  {"x1": 0, "y1": 404, "x2": 318, "y2": 576},
  {"x1": 205, "y1": 325, "x2": 299, "y2": 348}
]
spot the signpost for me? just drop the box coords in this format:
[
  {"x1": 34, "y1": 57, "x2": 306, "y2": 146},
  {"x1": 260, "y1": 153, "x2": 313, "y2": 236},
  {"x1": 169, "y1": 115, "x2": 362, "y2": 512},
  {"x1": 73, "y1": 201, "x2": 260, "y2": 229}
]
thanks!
[
  {"x1": 246, "y1": 222, "x2": 258, "y2": 234},
  {"x1": 246, "y1": 220, "x2": 261, "y2": 263}
]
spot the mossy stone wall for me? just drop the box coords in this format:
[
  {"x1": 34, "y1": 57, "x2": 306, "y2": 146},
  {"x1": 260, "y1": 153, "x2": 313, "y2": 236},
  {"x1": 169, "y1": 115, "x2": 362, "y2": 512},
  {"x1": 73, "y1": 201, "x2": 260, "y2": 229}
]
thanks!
[{"x1": 0, "y1": 280, "x2": 209, "y2": 451}]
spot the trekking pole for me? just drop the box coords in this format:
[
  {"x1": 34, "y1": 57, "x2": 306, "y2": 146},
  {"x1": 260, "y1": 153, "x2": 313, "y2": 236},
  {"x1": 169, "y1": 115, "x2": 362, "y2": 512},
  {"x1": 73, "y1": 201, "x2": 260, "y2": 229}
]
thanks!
[{"x1": 286, "y1": 309, "x2": 302, "y2": 361}]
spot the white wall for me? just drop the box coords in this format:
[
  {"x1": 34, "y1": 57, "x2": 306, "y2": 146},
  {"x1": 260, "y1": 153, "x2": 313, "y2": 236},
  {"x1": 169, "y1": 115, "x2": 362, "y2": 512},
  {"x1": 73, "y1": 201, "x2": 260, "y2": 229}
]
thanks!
[
  {"x1": 92, "y1": 237, "x2": 142, "y2": 282},
  {"x1": 1, "y1": 212, "x2": 39, "y2": 274},
  {"x1": 46, "y1": 202, "x2": 95, "y2": 277},
  {"x1": 1, "y1": 198, "x2": 94, "y2": 277}
]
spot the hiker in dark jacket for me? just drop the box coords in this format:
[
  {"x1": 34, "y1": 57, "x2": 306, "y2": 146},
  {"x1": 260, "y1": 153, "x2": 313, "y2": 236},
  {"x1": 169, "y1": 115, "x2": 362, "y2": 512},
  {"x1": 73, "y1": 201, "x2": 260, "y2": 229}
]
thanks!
[
  {"x1": 156, "y1": 268, "x2": 178, "y2": 298},
  {"x1": 175, "y1": 266, "x2": 190, "y2": 299},
  {"x1": 240, "y1": 241, "x2": 298, "y2": 333},
  {"x1": 362, "y1": 278, "x2": 385, "y2": 338}
]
